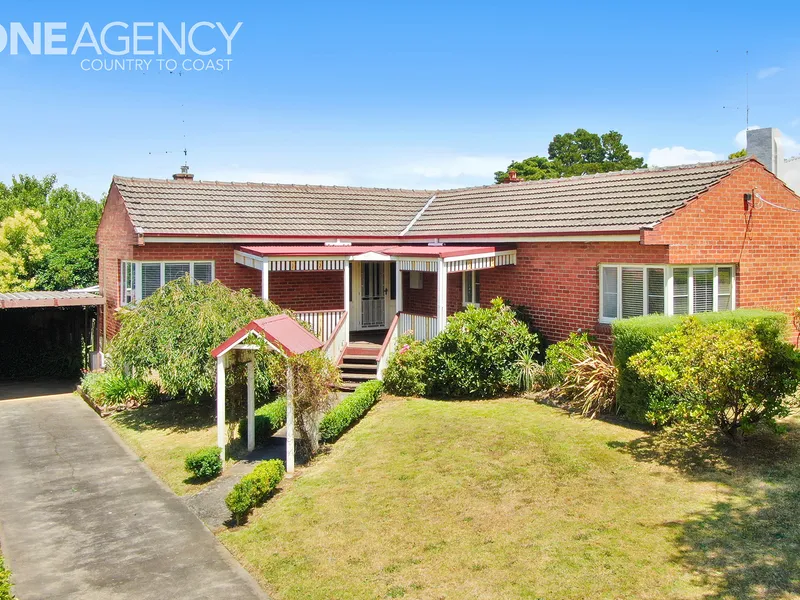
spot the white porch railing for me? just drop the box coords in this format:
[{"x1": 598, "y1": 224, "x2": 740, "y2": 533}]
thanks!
[
  {"x1": 322, "y1": 312, "x2": 349, "y2": 365},
  {"x1": 377, "y1": 313, "x2": 400, "y2": 379},
  {"x1": 296, "y1": 310, "x2": 346, "y2": 344},
  {"x1": 398, "y1": 312, "x2": 438, "y2": 342}
]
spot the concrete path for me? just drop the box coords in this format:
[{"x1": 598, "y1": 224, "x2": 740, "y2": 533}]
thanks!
[
  {"x1": 0, "y1": 389, "x2": 268, "y2": 600},
  {"x1": 184, "y1": 437, "x2": 286, "y2": 529}
]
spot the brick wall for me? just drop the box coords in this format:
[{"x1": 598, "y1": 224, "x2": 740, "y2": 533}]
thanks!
[
  {"x1": 480, "y1": 242, "x2": 669, "y2": 345},
  {"x1": 401, "y1": 271, "x2": 463, "y2": 316},
  {"x1": 644, "y1": 160, "x2": 800, "y2": 326},
  {"x1": 96, "y1": 185, "x2": 137, "y2": 342},
  {"x1": 268, "y1": 271, "x2": 345, "y2": 311}
]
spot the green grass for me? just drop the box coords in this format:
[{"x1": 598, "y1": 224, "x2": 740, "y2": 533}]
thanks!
[
  {"x1": 0, "y1": 551, "x2": 13, "y2": 600},
  {"x1": 220, "y1": 397, "x2": 800, "y2": 600},
  {"x1": 108, "y1": 400, "x2": 232, "y2": 496}
]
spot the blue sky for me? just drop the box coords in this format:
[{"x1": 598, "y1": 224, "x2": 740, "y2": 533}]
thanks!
[{"x1": 0, "y1": 0, "x2": 799, "y2": 198}]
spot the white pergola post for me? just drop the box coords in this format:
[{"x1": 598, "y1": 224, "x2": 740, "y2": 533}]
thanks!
[
  {"x1": 246, "y1": 358, "x2": 255, "y2": 452},
  {"x1": 216, "y1": 356, "x2": 227, "y2": 462},
  {"x1": 285, "y1": 362, "x2": 295, "y2": 474},
  {"x1": 343, "y1": 261, "x2": 350, "y2": 344},
  {"x1": 436, "y1": 259, "x2": 447, "y2": 334},
  {"x1": 395, "y1": 262, "x2": 403, "y2": 313},
  {"x1": 261, "y1": 258, "x2": 270, "y2": 301}
]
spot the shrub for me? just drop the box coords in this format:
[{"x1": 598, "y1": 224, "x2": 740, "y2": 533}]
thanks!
[
  {"x1": 629, "y1": 317, "x2": 800, "y2": 441},
  {"x1": 0, "y1": 553, "x2": 11, "y2": 600},
  {"x1": 237, "y1": 396, "x2": 287, "y2": 445},
  {"x1": 184, "y1": 446, "x2": 223, "y2": 480},
  {"x1": 613, "y1": 309, "x2": 789, "y2": 423},
  {"x1": 383, "y1": 334, "x2": 430, "y2": 396},
  {"x1": 544, "y1": 332, "x2": 593, "y2": 388},
  {"x1": 425, "y1": 298, "x2": 540, "y2": 398},
  {"x1": 225, "y1": 458, "x2": 285, "y2": 525},
  {"x1": 319, "y1": 380, "x2": 383, "y2": 443},
  {"x1": 109, "y1": 277, "x2": 281, "y2": 403},
  {"x1": 515, "y1": 350, "x2": 546, "y2": 392},
  {"x1": 561, "y1": 343, "x2": 617, "y2": 418},
  {"x1": 79, "y1": 370, "x2": 158, "y2": 407}
]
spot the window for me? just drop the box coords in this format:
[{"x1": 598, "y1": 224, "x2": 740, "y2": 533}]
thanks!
[
  {"x1": 599, "y1": 264, "x2": 734, "y2": 323},
  {"x1": 120, "y1": 261, "x2": 215, "y2": 306},
  {"x1": 409, "y1": 271, "x2": 423, "y2": 289},
  {"x1": 463, "y1": 271, "x2": 481, "y2": 305}
]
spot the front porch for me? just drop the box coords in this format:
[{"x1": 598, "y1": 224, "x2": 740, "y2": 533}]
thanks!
[{"x1": 233, "y1": 244, "x2": 517, "y2": 385}]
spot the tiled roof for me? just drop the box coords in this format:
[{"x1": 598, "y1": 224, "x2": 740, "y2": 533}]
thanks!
[
  {"x1": 406, "y1": 159, "x2": 748, "y2": 236},
  {"x1": 113, "y1": 177, "x2": 433, "y2": 236},
  {"x1": 113, "y1": 159, "x2": 750, "y2": 238}
]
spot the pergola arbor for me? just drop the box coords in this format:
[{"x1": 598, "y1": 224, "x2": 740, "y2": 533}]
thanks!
[{"x1": 210, "y1": 314, "x2": 323, "y2": 474}]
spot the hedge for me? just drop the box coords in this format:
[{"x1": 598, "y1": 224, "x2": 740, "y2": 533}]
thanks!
[
  {"x1": 237, "y1": 396, "x2": 287, "y2": 445},
  {"x1": 612, "y1": 309, "x2": 788, "y2": 423},
  {"x1": 225, "y1": 459, "x2": 286, "y2": 525},
  {"x1": 184, "y1": 446, "x2": 223, "y2": 480},
  {"x1": 319, "y1": 380, "x2": 383, "y2": 443}
]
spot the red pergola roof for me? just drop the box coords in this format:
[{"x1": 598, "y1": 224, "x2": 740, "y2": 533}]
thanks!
[
  {"x1": 211, "y1": 314, "x2": 323, "y2": 359},
  {"x1": 238, "y1": 244, "x2": 502, "y2": 259}
]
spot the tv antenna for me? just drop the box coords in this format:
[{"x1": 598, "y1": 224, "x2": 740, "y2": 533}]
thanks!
[{"x1": 720, "y1": 49, "x2": 749, "y2": 131}]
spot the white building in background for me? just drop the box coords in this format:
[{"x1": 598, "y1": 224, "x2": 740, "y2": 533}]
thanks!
[{"x1": 746, "y1": 127, "x2": 800, "y2": 193}]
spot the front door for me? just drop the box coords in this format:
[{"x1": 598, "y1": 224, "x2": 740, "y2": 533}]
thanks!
[{"x1": 361, "y1": 262, "x2": 386, "y2": 329}]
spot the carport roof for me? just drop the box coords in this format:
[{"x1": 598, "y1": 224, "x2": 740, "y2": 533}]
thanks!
[{"x1": 0, "y1": 291, "x2": 105, "y2": 309}]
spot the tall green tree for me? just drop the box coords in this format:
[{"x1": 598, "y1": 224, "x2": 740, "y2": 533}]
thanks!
[
  {"x1": 0, "y1": 209, "x2": 50, "y2": 292},
  {"x1": 0, "y1": 175, "x2": 103, "y2": 290},
  {"x1": 495, "y1": 128, "x2": 646, "y2": 183}
]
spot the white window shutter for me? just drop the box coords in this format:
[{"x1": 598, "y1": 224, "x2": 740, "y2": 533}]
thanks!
[
  {"x1": 692, "y1": 268, "x2": 714, "y2": 313},
  {"x1": 165, "y1": 262, "x2": 191, "y2": 283},
  {"x1": 621, "y1": 268, "x2": 644, "y2": 319},
  {"x1": 141, "y1": 264, "x2": 162, "y2": 299},
  {"x1": 646, "y1": 268, "x2": 665, "y2": 314},
  {"x1": 672, "y1": 268, "x2": 689, "y2": 315}
]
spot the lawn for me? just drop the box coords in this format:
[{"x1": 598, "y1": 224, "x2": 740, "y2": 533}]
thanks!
[
  {"x1": 108, "y1": 400, "x2": 228, "y2": 496},
  {"x1": 219, "y1": 396, "x2": 800, "y2": 600}
]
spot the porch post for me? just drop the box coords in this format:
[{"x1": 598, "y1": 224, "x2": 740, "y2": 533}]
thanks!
[
  {"x1": 395, "y1": 262, "x2": 403, "y2": 313},
  {"x1": 436, "y1": 259, "x2": 447, "y2": 334},
  {"x1": 285, "y1": 362, "x2": 295, "y2": 475},
  {"x1": 343, "y1": 261, "x2": 350, "y2": 344},
  {"x1": 216, "y1": 356, "x2": 226, "y2": 463},
  {"x1": 261, "y1": 258, "x2": 270, "y2": 302},
  {"x1": 246, "y1": 358, "x2": 255, "y2": 452}
]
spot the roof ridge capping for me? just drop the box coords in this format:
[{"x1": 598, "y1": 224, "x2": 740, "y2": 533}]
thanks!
[
  {"x1": 437, "y1": 156, "x2": 753, "y2": 194},
  {"x1": 111, "y1": 175, "x2": 435, "y2": 195}
]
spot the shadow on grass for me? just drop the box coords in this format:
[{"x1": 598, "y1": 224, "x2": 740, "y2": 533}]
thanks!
[
  {"x1": 610, "y1": 419, "x2": 800, "y2": 599},
  {"x1": 112, "y1": 399, "x2": 216, "y2": 434}
]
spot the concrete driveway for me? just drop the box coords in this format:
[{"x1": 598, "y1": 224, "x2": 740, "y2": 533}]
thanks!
[{"x1": 0, "y1": 387, "x2": 268, "y2": 600}]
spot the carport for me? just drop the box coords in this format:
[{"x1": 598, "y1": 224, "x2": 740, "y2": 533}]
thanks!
[{"x1": 0, "y1": 290, "x2": 104, "y2": 380}]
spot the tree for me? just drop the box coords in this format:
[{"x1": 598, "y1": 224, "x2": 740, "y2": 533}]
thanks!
[
  {"x1": 729, "y1": 149, "x2": 747, "y2": 159},
  {"x1": 0, "y1": 209, "x2": 50, "y2": 292},
  {"x1": 495, "y1": 128, "x2": 646, "y2": 183},
  {"x1": 0, "y1": 174, "x2": 102, "y2": 290}
]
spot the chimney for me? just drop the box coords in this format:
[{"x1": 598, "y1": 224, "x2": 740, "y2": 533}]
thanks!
[
  {"x1": 508, "y1": 169, "x2": 520, "y2": 183},
  {"x1": 173, "y1": 164, "x2": 194, "y2": 181},
  {"x1": 747, "y1": 127, "x2": 784, "y2": 174}
]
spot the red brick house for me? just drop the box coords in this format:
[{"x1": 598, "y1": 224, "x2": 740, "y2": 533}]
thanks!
[{"x1": 96, "y1": 157, "x2": 800, "y2": 384}]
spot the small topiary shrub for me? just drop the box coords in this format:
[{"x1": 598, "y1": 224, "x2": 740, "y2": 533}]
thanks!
[
  {"x1": 319, "y1": 380, "x2": 383, "y2": 443},
  {"x1": 629, "y1": 317, "x2": 800, "y2": 441},
  {"x1": 225, "y1": 458, "x2": 286, "y2": 525},
  {"x1": 237, "y1": 396, "x2": 287, "y2": 445},
  {"x1": 543, "y1": 332, "x2": 593, "y2": 388},
  {"x1": 383, "y1": 334, "x2": 430, "y2": 397},
  {"x1": 425, "y1": 298, "x2": 540, "y2": 398},
  {"x1": 613, "y1": 309, "x2": 789, "y2": 423},
  {"x1": 184, "y1": 446, "x2": 223, "y2": 480}
]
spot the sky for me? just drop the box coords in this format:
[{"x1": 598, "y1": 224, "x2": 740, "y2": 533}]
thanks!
[{"x1": 0, "y1": 0, "x2": 799, "y2": 199}]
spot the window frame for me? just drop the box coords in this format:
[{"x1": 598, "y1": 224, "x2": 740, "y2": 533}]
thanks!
[
  {"x1": 462, "y1": 270, "x2": 481, "y2": 306},
  {"x1": 598, "y1": 264, "x2": 735, "y2": 324},
  {"x1": 119, "y1": 260, "x2": 215, "y2": 307}
]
